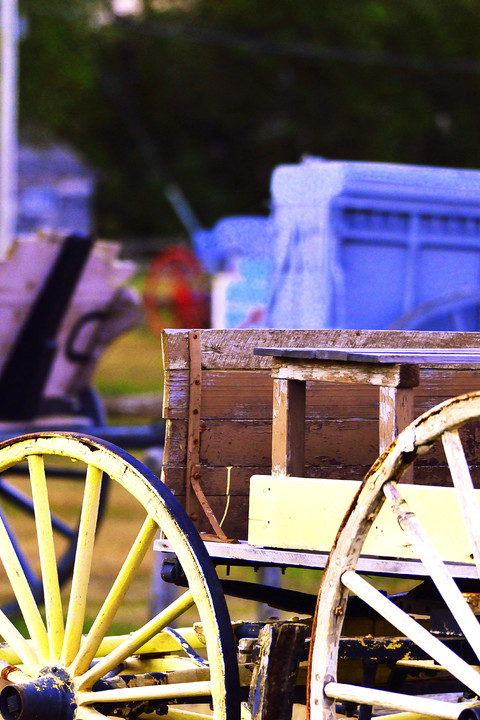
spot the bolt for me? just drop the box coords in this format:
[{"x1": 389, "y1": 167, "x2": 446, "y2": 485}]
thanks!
[{"x1": 334, "y1": 605, "x2": 344, "y2": 616}]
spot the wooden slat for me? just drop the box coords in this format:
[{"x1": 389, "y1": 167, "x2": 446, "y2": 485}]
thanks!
[
  {"x1": 163, "y1": 368, "x2": 480, "y2": 420},
  {"x1": 249, "y1": 476, "x2": 480, "y2": 562},
  {"x1": 379, "y1": 387, "x2": 415, "y2": 453},
  {"x1": 271, "y1": 358, "x2": 420, "y2": 388},
  {"x1": 164, "y1": 370, "x2": 274, "y2": 420},
  {"x1": 163, "y1": 418, "x2": 480, "y2": 468},
  {"x1": 162, "y1": 329, "x2": 480, "y2": 371},
  {"x1": 162, "y1": 464, "x2": 480, "y2": 496}
]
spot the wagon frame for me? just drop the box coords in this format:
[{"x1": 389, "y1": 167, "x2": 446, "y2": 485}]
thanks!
[{"x1": 2, "y1": 328, "x2": 480, "y2": 720}]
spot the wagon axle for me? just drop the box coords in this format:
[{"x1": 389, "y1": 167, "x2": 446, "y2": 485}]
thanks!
[{"x1": 0, "y1": 667, "x2": 76, "y2": 720}]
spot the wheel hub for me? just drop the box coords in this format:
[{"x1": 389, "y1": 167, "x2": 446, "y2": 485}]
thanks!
[{"x1": 0, "y1": 666, "x2": 76, "y2": 720}]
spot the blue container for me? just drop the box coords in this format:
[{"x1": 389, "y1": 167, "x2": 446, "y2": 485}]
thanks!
[{"x1": 267, "y1": 158, "x2": 480, "y2": 330}]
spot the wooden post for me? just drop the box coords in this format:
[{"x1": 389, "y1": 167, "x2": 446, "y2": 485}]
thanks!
[
  {"x1": 379, "y1": 385, "x2": 415, "y2": 483},
  {"x1": 247, "y1": 622, "x2": 307, "y2": 720},
  {"x1": 272, "y1": 377, "x2": 306, "y2": 476},
  {"x1": 379, "y1": 386, "x2": 415, "y2": 452}
]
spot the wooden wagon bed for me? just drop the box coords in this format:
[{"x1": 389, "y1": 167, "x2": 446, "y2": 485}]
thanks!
[{"x1": 160, "y1": 328, "x2": 480, "y2": 540}]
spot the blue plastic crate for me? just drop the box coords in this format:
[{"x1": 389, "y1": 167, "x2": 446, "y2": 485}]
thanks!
[{"x1": 267, "y1": 158, "x2": 480, "y2": 330}]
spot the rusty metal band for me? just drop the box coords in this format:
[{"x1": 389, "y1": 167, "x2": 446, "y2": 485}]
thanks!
[
  {"x1": 1, "y1": 664, "x2": 19, "y2": 680},
  {"x1": 186, "y1": 330, "x2": 228, "y2": 540},
  {"x1": 186, "y1": 330, "x2": 202, "y2": 518}
]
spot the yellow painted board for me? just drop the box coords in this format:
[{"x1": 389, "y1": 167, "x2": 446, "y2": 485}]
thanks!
[{"x1": 248, "y1": 475, "x2": 477, "y2": 564}]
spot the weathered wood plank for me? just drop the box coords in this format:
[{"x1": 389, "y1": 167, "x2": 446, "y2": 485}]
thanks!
[
  {"x1": 162, "y1": 463, "x2": 480, "y2": 496},
  {"x1": 164, "y1": 464, "x2": 480, "y2": 539},
  {"x1": 164, "y1": 464, "x2": 466, "y2": 495},
  {"x1": 246, "y1": 622, "x2": 307, "y2": 720},
  {"x1": 249, "y1": 475, "x2": 480, "y2": 562},
  {"x1": 162, "y1": 328, "x2": 480, "y2": 371},
  {"x1": 163, "y1": 371, "x2": 274, "y2": 420},
  {"x1": 164, "y1": 418, "x2": 379, "y2": 466},
  {"x1": 162, "y1": 368, "x2": 480, "y2": 420},
  {"x1": 163, "y1": 418, "x2": 480, "y2": 468},
  {"x1": 272, "y1": 358, "x2": 420, "y2": 388}
]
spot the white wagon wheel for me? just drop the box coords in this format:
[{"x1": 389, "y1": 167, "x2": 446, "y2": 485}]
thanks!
[
  {"x1": 0, "y1": 432, "x2": 240, "y2": 720},
  {"x1": 309, "y1": 391, "x2": 480, "y2": 720}
]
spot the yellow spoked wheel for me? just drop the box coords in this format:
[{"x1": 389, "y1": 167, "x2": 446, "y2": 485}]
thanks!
[
  {"x1": 309, "y1": 391, "x2": 480, "y2": 720},
  {"x1": 0, "y1": 433, "x2": 240, "y2": 720}
]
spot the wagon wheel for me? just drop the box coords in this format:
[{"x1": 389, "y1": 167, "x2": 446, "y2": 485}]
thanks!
[
  {"x1": 390, "y1": 290, "x2": 480, "y2": 331},
  {"x1": 0, "y1": 432, "x2": 239, "y2": 720},
  {"x1": 0, "y1": 387, "x2": 110, "y2": 619},
  {"x1": 143, "y1": 245, "x2": 210, "y2": 336},
  {"x1": 0, "y1": 464, "x2": 109, "y2": 618},
  {"x1": 309, "y1": 391, "x2": 480, "y2": 720}
]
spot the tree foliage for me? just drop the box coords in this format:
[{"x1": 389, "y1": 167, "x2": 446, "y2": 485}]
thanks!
[{"x1": 17, "y1": 0, "x2": 480, "y2": 237}]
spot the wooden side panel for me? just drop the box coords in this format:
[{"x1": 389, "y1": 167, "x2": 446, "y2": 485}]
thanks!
[{"x1": 161, "y1": 328, "x2": 480, "y2": 539}]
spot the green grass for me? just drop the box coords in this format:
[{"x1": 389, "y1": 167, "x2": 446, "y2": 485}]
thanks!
[{"x1": 93, "y1": 324, "x2": 164, "y2": 396}]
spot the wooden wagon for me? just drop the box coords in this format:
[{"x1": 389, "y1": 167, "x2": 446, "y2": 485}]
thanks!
[{"x1": 2, "y1": 328, "x2": 480, "y2": 720}]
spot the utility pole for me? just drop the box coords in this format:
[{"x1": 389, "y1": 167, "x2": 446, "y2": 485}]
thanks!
[{"x1": 0, "y1": 0, "x2": 18, "y2": 258}]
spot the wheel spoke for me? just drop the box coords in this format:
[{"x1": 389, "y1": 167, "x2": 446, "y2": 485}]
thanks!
[
  {"x1": 383, "y1": 481, "x2": 480, "y2": 662},
  {"x1": 324, "y1": 681, "x2": 475, "y2": 719},
  {"x1": 0, "y1": 477, "x2": 77, "y2": 539},
  {"x1": 75, "y1": 708, "x2": 109, "y2": 720},
  {"x1": 0, "y1": 505, "x2": 38, "y2": 586},
  {"x1": 442, "y1": 428, "x2": 480, "y2": 576},
  {"x1": 69, "y1": 515, "x2": 158, "y2": 676},
  {"x1": 164, "y1": 708, "x2": 216, "y2": 720},
  {"x1": 77, "y1": 590, "x2": 195, "y2": 690},
  {"x1": 342, "y1": 570, "x2": 480, "y2": 696},
  {"x1": 0, "y1": 608, "x2": 39, "y2": 667},
  {"x1": 78, "y1": 679, "x2": 212, "y2": 705},
  {"x1": 0, "y1": 512, "x2": 48, "y2": 664},
  {"x1": 28, "y1": 455, "x2": 64, "y2": 660},
  {"x1": 62, "y1": 464, "x2": 103, "y2": 666}
]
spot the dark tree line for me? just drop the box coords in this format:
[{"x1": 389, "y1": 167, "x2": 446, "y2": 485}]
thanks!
[{"x1": 18, "y1": 0, "x2": 480, "y2": 239}]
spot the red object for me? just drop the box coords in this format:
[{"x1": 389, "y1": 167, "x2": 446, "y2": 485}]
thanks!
[{"x1": 143, "y1": 245, "x2": 210, "y2": 336}]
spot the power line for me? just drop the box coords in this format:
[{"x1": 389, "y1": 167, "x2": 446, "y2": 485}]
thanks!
[
  {"x1": 21, "y1": 2, "x2": 480, "y2": 75},
  {"x1": 135, "y1": 20, "x2": 480, "y2": 75}
]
